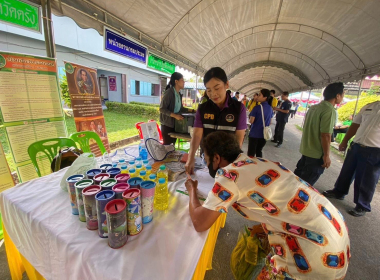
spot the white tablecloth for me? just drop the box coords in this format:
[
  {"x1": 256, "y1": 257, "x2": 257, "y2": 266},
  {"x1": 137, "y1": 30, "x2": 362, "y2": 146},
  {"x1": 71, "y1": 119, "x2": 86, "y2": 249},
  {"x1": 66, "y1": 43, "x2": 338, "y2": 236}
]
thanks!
[{"x1": 0, "y1": 163, "x2": 215, "y2": 280}]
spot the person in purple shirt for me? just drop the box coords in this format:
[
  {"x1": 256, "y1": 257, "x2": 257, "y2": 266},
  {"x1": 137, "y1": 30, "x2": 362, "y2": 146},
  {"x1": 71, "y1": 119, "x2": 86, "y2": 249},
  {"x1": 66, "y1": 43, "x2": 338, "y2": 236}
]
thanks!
[
  {"x1": 248, "y1": 89, "x2": 273, "y2": 157},
  {"x1": 185, "y1": 67, "x2": 247, "y2": 174}
]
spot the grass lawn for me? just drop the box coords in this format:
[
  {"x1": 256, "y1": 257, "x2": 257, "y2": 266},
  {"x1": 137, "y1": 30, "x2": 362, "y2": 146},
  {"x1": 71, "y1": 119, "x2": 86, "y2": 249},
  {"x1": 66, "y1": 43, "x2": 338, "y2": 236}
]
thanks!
[
  {"x1": 0, "y1": 110, "x2": 152, "y2": 172},
  {"x1": 65, "y1": 111, "x2": 148, "y2": 142}
]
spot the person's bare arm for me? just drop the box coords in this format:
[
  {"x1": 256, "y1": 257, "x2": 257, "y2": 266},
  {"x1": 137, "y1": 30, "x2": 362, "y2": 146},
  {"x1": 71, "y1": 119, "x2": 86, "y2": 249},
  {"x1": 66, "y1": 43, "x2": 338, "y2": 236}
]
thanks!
[
  {"x1": 339, "y1": 123, "x2": 360, "y2": 151},
  {"x1": 185, "y1": 127, "x2": 203, "y2": 174},
  {"x1": 320, "y1": 133, "x2": 332, "y2": 168},
  {"x1": 185, "y1": 179, "x2": 221, "y2": 232},
  {"x1": 274, "y1": 108, "x2": 290, "y2": 114},
  {"x1": 249, "y1": 116, "x2": 255, "y2": 124},
  {"x1": 235, "y1": 130, "x2": 245, "y2": 147}
]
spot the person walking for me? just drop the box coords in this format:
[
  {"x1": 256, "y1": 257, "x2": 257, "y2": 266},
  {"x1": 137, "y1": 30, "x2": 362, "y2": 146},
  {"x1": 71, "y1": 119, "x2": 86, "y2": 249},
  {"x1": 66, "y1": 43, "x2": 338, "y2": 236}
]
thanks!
[
  {"x1": 159, "y1": 72, "x2": 194, "y2": 145},
  {"x1": 247, "y1": 89, "x2": 273, "y2": 157},
  {"x1": 248, "y1": 92, "x2": 260, "y2": 112},
  {"x1": 323, "y1": 101, "x2": 380, "y2": 217},
  {"x1": 247, "y1": 93, "x2": 260, "y2": 112},
  {"x1": 293, "y1": 102, "x2": 300, "y2": 118},
  {"x1": 184, "y1": 131, "x2": 350, "y2": 280},
  {"x1": 289, "y1": 102, "x2": 296, "y2": 118},
  {"x1": 294, "y1": 83, "x2": 345, "y2": 186},
  {"x1": 270, "y1": 90, "x2": 278, "y2": 109},
  {"x1": 232, "y1": 91, "x2": 240, "y2": 101},
  {"x1": 272, "y1": 91, "x2": 292, "y2": 148},
  {"x1": 241, "y1": 95, "x2": 247, "y2": 107}
]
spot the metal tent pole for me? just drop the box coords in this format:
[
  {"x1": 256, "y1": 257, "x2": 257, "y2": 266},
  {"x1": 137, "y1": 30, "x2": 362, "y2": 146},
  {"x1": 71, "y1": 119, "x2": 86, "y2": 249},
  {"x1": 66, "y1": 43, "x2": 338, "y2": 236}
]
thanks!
[
  {"x1": 301, "y1": 89, "x2": 312, "y2": 127},
  {"x1": 41, "y1": 0, "x2": 56, "y2": 58},
  {"x1": 352, "y1": 78, "x2": 364, "y2": 117}
]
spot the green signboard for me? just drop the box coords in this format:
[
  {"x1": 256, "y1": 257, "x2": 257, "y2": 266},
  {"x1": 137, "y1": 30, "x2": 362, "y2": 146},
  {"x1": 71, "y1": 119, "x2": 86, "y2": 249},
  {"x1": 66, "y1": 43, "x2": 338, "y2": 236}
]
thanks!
[
  {"x1": 0, "y1": 0, "x2": 40, "y2": 32},
  {"x1": 147, "y1": 54, "x2": 175, "y2": 74}
]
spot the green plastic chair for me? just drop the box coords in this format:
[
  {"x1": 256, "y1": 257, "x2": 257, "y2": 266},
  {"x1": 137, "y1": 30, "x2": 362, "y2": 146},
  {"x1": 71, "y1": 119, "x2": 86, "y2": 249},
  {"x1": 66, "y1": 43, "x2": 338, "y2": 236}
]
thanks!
[
  {"x1": 28, "y1": 137, "x2": 77, "y2": 177},
  {"x1": 70, "y1": 131, "x2": 106, "y2": 155},
  {"x1": 336, "y1": 133, "x2": 346, "y2": 143}
]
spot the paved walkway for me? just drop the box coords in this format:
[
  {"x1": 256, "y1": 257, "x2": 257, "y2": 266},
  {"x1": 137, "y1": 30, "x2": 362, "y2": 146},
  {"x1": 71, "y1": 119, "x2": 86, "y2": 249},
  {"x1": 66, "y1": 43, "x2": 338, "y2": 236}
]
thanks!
[{"x1": 205, "y1": 116, "x2": 380, "y2": 280}]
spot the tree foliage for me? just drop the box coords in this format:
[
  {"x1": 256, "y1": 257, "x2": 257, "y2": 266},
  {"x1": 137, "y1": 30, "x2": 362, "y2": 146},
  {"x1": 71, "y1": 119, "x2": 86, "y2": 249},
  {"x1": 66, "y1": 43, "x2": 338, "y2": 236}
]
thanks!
[
  {"x1": 337, "y1": 94, "x2": 380, "y2": 121},
  {"x1": 59, "y1": 74, "x2": 71, "y2": 108}
]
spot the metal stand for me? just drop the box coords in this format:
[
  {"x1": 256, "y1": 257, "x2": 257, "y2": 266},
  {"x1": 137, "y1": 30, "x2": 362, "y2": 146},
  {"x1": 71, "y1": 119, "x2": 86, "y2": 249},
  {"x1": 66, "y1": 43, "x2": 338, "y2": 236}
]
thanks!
[{"x1": 41, "y1": 0, "x2": 56, "y2": 58}]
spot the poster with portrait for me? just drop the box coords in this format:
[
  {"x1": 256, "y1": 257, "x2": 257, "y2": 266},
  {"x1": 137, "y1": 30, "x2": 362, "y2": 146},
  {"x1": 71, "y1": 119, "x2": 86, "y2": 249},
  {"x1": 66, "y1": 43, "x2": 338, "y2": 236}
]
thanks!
[
  {"x1": 64, "y1": 62, "x2": 111, "y2": 156},
  {"x1": 109, "y1": 76, "x2": 117, "y2": 91}
]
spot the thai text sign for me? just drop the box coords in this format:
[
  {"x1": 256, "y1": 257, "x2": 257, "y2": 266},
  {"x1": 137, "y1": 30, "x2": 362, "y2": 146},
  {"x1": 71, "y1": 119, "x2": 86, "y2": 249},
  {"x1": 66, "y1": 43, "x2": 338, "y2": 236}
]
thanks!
[
  {"x1": 64, "y1": 61, "x2": 111, "y2": 156},
  {"x1": 109, "y1": 76, "x2": 117, "y2": 91},
  {"x1": 105, "y1": 28, "x2": 147, "y2": 64},
  {"x1": 147, "y1": 54, "x2": 175, "y2": 74},
  {"x1": 0, "y1": 52, "x2": 66, "y2": 182},
  {"x1": 0, "y1": 0, "x2": 40, "y2": 32}
]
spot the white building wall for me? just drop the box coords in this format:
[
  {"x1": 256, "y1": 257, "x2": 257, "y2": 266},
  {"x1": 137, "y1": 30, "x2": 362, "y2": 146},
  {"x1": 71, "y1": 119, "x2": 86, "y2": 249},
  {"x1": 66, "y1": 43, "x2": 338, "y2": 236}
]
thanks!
[
  {"x1": 97, "y1": 70, "x2": 123, "y2": 103},
  {"x1": 0, "y1": 14, "x2": 166, "y2": 104}
]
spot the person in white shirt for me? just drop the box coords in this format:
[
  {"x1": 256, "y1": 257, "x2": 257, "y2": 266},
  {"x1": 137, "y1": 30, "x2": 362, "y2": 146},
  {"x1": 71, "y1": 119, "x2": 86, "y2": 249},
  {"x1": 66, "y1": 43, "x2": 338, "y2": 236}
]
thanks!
[{"x1": 323, "y1": 101, "x2": 380, "y2": 217}]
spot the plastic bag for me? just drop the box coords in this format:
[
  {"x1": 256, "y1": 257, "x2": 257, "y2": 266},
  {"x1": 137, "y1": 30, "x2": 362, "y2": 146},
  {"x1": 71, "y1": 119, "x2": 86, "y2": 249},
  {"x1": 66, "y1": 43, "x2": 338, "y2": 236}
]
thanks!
[
  {"x1": 60, "y1": 153, "x2": 97, "y2": 192},
  {"x1": 230, "y1": 226, "x2": 268, "y2": 280}
]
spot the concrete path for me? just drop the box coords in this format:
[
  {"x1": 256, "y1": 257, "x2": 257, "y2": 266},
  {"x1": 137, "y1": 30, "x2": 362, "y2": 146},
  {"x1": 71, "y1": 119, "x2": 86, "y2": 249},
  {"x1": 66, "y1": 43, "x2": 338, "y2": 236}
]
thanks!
[{"x1": 205, "y1": 116, "x2": 380, "y2": 280}]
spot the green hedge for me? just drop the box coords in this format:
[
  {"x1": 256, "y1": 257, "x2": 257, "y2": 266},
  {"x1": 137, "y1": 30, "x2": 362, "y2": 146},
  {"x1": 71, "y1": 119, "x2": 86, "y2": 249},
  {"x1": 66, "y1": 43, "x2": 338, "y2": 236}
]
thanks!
[
  {"x1": 129, "y1": 101, "x2": 160, "y2": 107},
  {"x1": 106, "y1": 101, "x2": 160, "y2": 120},
  {"x1": 337, "y1": 95, "x2": 380, "y2": 121}
]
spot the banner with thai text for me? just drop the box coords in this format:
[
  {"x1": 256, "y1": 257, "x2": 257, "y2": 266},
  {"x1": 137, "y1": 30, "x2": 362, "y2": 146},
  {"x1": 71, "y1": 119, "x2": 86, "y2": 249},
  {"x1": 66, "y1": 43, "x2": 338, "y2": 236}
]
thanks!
[
  {"x1": 104, "y1": 28, "x2": 147, "y2": 64},
  {"x1": 64, "y1": 61, "x2": 110, "y2": 156},
  {"x1": 0, "y1": 52, "x2": 66, "y2": 182}
]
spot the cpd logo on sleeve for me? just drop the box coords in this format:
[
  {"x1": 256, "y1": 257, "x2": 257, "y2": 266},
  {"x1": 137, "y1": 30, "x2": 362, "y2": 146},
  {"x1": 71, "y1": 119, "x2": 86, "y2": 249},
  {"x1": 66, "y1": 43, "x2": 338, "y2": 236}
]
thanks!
[{"x1": 226, "y1": 114, "x2": 234, "y2": 122}]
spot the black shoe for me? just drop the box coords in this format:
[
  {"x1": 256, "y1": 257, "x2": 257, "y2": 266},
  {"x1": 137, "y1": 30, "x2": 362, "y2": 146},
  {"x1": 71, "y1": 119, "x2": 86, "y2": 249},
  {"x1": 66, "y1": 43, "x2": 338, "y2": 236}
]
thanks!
[
  {"x1": 271, "y1": 140, "x2": 278, "y2": 143},
  {"x1": 275, "y1": 143, "x2": 282, "y2": 148},
  {"x1": 322, "y1": 190, "x2": 345, "y2": 200},
  {"x1": 348, "y1": 207, "x2": 367, "y2": 217}
]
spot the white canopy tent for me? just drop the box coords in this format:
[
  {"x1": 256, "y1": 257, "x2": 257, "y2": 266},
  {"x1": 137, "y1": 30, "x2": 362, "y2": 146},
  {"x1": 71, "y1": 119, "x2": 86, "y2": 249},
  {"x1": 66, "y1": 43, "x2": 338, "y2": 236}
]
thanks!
[{"x1": 31, "y1": 0, "x2": 380, "y2": 98}]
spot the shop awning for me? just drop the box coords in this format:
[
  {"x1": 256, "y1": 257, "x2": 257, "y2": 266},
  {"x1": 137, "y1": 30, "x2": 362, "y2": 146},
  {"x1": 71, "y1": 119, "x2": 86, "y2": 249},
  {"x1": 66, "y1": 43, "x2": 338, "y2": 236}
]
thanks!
[{"x1": 36, "y1": 0, "x2": 380, "y2": 96}]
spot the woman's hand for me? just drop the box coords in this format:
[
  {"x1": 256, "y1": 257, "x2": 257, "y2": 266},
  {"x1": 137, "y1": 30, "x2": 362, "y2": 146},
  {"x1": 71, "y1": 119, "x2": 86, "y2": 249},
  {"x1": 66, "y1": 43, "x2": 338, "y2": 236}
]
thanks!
[
  {"x1": 185, "y1": 178, "x2": 198, "y2": 193},
  {"x1": 185, "y1": 157, "x2": 195, "y2": 175},
  {"x1": 171, "y1": 113, "x2": 184, "y2": 120}
]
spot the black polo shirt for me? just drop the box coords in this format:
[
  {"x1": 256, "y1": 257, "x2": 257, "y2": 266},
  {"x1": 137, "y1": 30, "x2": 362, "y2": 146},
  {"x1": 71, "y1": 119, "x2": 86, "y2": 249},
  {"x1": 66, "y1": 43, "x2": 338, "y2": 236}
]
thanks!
[
  {"x1": 194, "y1": 94, "x2": 246, "y2": 138},
  {"x1": 276, "y1": 100, "x2": 292, "y2": 123}
]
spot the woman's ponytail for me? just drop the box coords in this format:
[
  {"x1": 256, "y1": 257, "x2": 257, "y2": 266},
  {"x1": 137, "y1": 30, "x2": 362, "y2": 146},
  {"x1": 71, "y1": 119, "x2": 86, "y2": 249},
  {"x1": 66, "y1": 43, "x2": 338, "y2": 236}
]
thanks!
[{"x1": 166, "y1": 72, "x2": 184, "y2": 91}]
